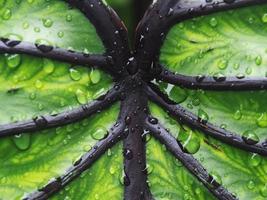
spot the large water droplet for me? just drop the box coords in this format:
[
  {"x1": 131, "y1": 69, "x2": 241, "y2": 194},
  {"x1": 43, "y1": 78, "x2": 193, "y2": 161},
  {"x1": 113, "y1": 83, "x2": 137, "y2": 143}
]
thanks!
[
  {"x1": 169, "y1": 86, "x2": 188, "y2": 103},
  {"x1": 43, "y1": 59, "x2": 55, "y2": 74},
  {"x1": 2, "y1": 8, "x2": 12, "y2": 20},
  {"x1": 69, "y1": 68, "x2": 81, "y2": 81},
  {"x1": 35, "y1": 39, "x2": 53, "y2": 53},
  {"x1": 242, "y1": 130, "x2": 259, "y2": 145},
  {"x1": 6, "y1": 54, "x2": 21, "y2": 68},
  {"x1": 233, "y1": 110, "x2": 242, "y2": 120},
  {"x1": 75, "y1": 89, "x2": 87, "y2": 104},
  {"x1": 91, "y1": 126, "x2": 107, "y2": 140},
  {"x1": 12, "y1": 133, "x2": 31, "y2": 150},
  {"x1": 256, "y1": 113, "x2": 267, "y2": 128},
  {"x1": 90, "y1": 69, "x2": 101, "y2": 84}
]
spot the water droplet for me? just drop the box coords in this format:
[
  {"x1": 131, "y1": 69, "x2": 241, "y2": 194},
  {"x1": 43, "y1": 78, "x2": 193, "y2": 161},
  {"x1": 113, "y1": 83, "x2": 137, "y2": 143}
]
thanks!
[
  {"x1": 169, "y1": 86, "x2": 188, "y2": 103},
  {"x1": 255, "y1": 55, "x2": 262, "y2": 66},
  {"x1": 69, "y1": 68, "x2": 81, "y2": 81},
  {"x1": 42, "y1": 18, "x2": 53, "y2": 28},
  {"x1": 57, "y1": 31, "x2": 64, "y2": 38},
  {"x1": 12, "y1": 133, "x2": 31, "y2": 150},
  {"x1": 233, "y1": 110, "x2": 242, "y2": 120},
  {"x1": 209, "y1": 172, "x2": 222, "y2": 185},
  {"x1": 6, "y1": 54, "x2": 21, "y2": 68},
  {"x1": 91, "y1": 127, "x2": 107, "y2": 140},
  {"x1": 242, "y1": 130, "x2": 259, "y2": 145},
  {"x1": 209, "y1": 17, "x2": 218, "y2": 27},
  {"x1": 35, "y1": 80, "x2": 43, "y2": 89},
  {"x1": 90, "y1": 69, "x2": 101, "y2": 84},
  {"x1": 217, "y1": 59, "x2": 228, "y2": 70},
  {"x1": 146, "y1": 164, "x2": 154, "y2": 174},
  {"x1": 148, "y1": 117, "x2": 158, "y2": 125},
  {"x1": 2, "y1": 9, "x2": 12, "y2": 20},
  {"x1": 29, "y1": 92, "x2": 36, "y2": 100},
  {"x1": 109, "y1": 166, "x2": 116, "y2": 175},
  {"x1": 183, "y1": 134, "x2": 200, "y2": 154},
  {"x1": 35, "y1": 39, "x2": 53, "y2": 53},
  {"x1": 43, "y1": 59, "x2": 55, "y2": 74},
  {"x1": 23, "y1": 22, "x2": 29, "y2": 29},
  {"x1": 248, "y1": 153, "x2": 262, "y2": 167},
  {"x1": 260, "y1": 184, "x2": 267, "y2": 197},
  {"x1": 256, "y1": 113, "x2": 267, "y2": 127},
  {"x1": 66, "y1": 14, "x2": 72, "y2": 22},
  {"x1": 247, "y1": 180, "x2": 255, "y2": 190},
  {"x1": 198, "y1": 108, "x2": 209, "y2": 123},
  {"x1": 262, "y1": 13, "x2": 267, "y2": 23},
  {"x1": 75, "y1": 89, "x2": 87, "y2": 104}
]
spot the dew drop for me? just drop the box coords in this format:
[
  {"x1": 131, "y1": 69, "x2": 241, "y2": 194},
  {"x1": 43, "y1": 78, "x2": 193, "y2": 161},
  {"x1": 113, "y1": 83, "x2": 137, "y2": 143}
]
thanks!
[
  {"x1": 148, "y1": 117, "x2": 158, "y2": 125},
  {"x1": 260, "y1": 184, "x2": 267, "y2": 197},
  {"x1": 2, "y1": 9, "x2": 12, "y2": 20},
  {"x1": 248, "y1": 153, "x2": 262, "y2": 167},
  {"x1": 6, "y1": 54, "x2": 21, "y2": 68},
  {"x1": 66, "y1": 14, "x2": 72, "y2": 22},
  {"x1": 247, "y1": 180, "x2": 255, "y2": 190},
  {"x1": 75, "y1": 89, "x2": 87, "y2": 104},
  {"x1": 35, "y1": 80, "x2": 43, "y2": 89},
  {"x1": 217, "y1": 59, "x2": 228, "y2": 70},
  {"x1": 233, "y1": 110, "x2": 242, "y2": 120},
  {"x1": 91, "y1": 127, "x2": 107, "y2": 140},
  {"x1": 209, "y1": 172, "x2": 222, "y2": 185},
  {"x1": 182, "y1": 134, "x2": 201, "y2": 154},
  {"x1": 90, "y1": 69, "x2": 101, "y2": 84},
  {"x1": 256, "y1": 113, "x2": 267, "y2": 128},
  {"x1": 209, "y1": 17, "x2": 218, "y2": 27},
  {"x1": 43, "y1": 59, "x2": 55, "y2": 74},
  {"x1": 57, "y1": 31, "x2": 64, "y2": 38},
  {"x1": 35, "y1": 39, "x2": 53, "y2": 53},
  {"x1": 198, "y1": 108, "x2": 209, "y2": 123},
  {"x1": 255, "y1": 55, "x2": 262, "y2": 66},
  {"x1": 69, "y1": 68, "x2": 81, "y2": 81},
  {"x1": 12, "y1": 133, "x2": 31, "y2": 151},
  {"x1": 123, "y1": 149, "x2": 133, "y2": 160},
  {"x1": 262, "y1": 13, "x2": 267, "y2": 23},
  {"x1": 242, "y1": 130, "x2": 259, "y2": 145},
  {"x1": 42, "y1": 18, "x2": 53, "y2": 28}
]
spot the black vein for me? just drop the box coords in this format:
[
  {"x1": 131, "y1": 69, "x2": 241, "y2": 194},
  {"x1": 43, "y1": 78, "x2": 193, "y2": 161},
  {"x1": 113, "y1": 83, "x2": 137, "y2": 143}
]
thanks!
[
  {"x1": 145, "y1": 119, "x2": 237, "y2": 200},
  {"x1": 0, "y1": 87, "x2": 120, "y2": 138},
  {"x1": 24, "y1": 119, "x2": 126, "y2": 200},
  {"x1": 0, "y1": 38, "x2": 114, "y2": 74},
  {"x1": 146, "y1": 84, "x2": 267, "y2": 156},
  {"x1": 158, "y1": 66, "x2": 267, "y2": 91}
]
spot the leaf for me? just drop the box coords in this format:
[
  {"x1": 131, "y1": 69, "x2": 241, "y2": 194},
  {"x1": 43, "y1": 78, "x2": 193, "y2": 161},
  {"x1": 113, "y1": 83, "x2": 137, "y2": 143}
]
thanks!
[
  {"x1": 0, "y1": 103, "x2": 120, "y2": 199},
  {"x1": 0, "y1": 0, "x2": 104, "y2": 53},
  {"x1": 148, "y1": 103, "x2": 267, "y2": 200},
  {"x1": 160, "y1": 4, "x2": 267, "y2": 77},
  {"x1": 0, "y1": 0, "x2": 121, "y2": 199}
]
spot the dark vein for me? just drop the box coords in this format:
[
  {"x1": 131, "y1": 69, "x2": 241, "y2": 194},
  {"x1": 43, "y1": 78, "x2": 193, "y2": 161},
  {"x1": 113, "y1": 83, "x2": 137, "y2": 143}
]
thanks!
[
  {"x1": 145, "y1": 119, "x2": 237, "y2": 200},
  {"x1": 23, "y1": 119, "x2": 126, "y2": 200},
  {"x1": 0, "y1": 87, "x2": 121, "y2": 138},
  {"x1": 121, "y1": 80, "x2": 154, "y2": 200},
  {"x1": 0, "y1": 38, "x2": 114, "y2": 74},
  {"x1": 66, "y1": 0, "x2": 131, "y2": 76},
  {"x1": 158, "y1": 65, "x2": 267, "y2": 91},
  {"x1": 146, "y1": 84, "x2": 267, "y2": 156}
]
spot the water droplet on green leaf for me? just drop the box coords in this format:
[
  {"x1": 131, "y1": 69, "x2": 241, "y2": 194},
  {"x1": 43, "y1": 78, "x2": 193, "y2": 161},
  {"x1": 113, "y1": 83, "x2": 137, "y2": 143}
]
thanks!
[
  {"x1": 75, "y1": 89, "x2": 87, "y2": 104},
  {"x1": 69, "y1": 68, "x2": 81, "y2": 81},
  {"x1": 12, "y1": 133, "x2": 31, "y2": 151},
  {"x1": 90, "y1": 69, "x2": 101, "y2": 84},
  {"x1": 6, "y1": 54, "x2": 21, "y2": 68},
  {"x1": 91, "y1": 126, "x2": 107, "y2": 140}
]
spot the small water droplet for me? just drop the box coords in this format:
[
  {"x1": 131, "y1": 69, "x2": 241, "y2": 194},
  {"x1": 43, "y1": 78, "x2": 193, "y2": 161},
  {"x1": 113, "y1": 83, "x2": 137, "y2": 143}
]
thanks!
[
  {"x1": 255, "y1": 55, "x2": 262, "y2": 66},
  {"x1": 247, "y1": 180, "x2": 255, "y2": 190},
  {"x1": 35, "y1": 80, "x2": 43, "y2": 89},
  {"x1": 6, "y1": 54, "x2": 21, "y2": 68},
  {"x1": 66, "y1": 14, "x2": 72, "y2": 22},
  {"x1": 90, "y1": 69, "x2": 101, "y2": 84},
  {"x1": 43, "y1": 59, "x2": 55, "y2": 74},
  {"x1": 262, "y1": 13, "x2": 267, "y2": 23},
  {"x1": 260, "y1": 184, "x2": 267, "y2": 197},
  {"x1": 209, "y1": 17, "x2": 218, "y2": 27},
  {"x1": 12, "y1": 133, "x2": 31, "y2": 151},
  {"x1": 248, "y1": 153, "x2": 262, "y2": 167},
  {"x1": 256, "y1": 113, "x2": 267, "y2": 127},
  {"x1": 233, "y1": 110, "x2": 242, "y2": 120},
  {"x1": 42, "y1": 18, "x2": 53, "y2": 28},
  {"x1": 2, "y1": 8, "x2": 12, "y2": 20},
  {"x1": 198, "y1": 108, "x2": 209, "y2": 123},
  {"x1": 91, "y1": 126, "x2": 107, "y2": 140},
  {"x1": 123, "y1": 149, "x2": 133, "y2": 160}
]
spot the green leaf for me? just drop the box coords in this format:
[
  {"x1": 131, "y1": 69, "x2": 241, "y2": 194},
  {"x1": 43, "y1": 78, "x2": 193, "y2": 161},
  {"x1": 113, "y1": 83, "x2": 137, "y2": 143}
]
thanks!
[
  {"x1": 0, "y1": 0, "x2": 122, "y2": 199},
  {"x1": 160, "y1": 4, "x2": 267, "y2": 77},
  {"x1": 0, "y1": 0, "x2": 104, "y2": 53},
  {"x1": 148, "y1": 103, "x2": 267, "y2": 200}
]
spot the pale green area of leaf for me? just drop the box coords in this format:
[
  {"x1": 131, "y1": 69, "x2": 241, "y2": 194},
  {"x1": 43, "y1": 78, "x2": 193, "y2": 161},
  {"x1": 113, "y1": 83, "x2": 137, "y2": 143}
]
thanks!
[
  {"x1": 52, "y1": 142, "x2": 123, "y2": 200},
  {"x1": 0, "y1": 0, "x2": 104, "y2": 53},
  {"x1": 0, "y1": 103, "x2": 120, "y2": 200},
  {"x1": 155, "y1": 79, "x2": 267, "y2": 141},
  {"x1": 161, "y1": 4, "x2": 267, "y2": 77},
  {"x1": 0, "y1": 54, "x2": 112, "y2": 124},
  {"x1": 148, "y1": 103, "x2": 267, "y2": 200}
]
